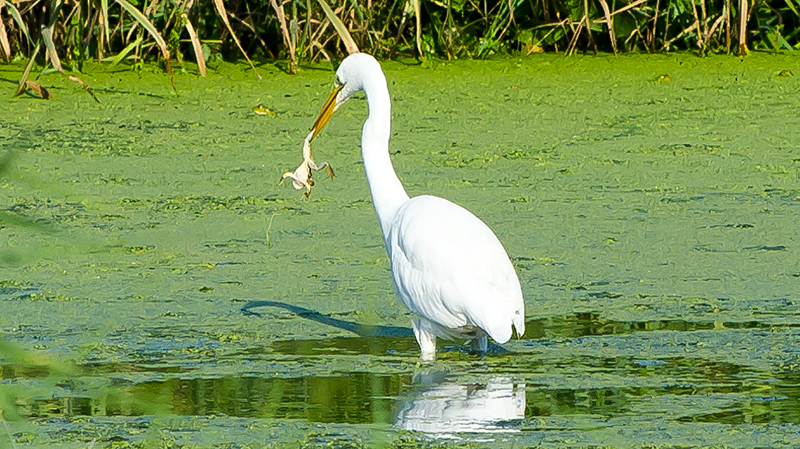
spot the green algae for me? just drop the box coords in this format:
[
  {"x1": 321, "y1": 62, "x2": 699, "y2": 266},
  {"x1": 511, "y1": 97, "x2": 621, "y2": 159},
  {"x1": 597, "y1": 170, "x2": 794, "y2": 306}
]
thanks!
[{"x1": 1, "y1": 53, "x2": 800, "y2": 447}]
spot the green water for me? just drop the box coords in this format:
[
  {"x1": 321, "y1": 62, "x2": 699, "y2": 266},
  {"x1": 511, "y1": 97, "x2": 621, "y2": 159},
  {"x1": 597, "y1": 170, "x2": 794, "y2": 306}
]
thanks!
[{"x1": 1, "y1": 53, "x2": 800, "y2": 447}]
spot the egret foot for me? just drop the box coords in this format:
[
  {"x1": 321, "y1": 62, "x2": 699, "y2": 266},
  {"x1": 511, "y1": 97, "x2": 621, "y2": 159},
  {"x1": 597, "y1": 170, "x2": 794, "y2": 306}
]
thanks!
[
  {"x1": 469, "y1": 333, "x2": 488, "y2": 354},
  {"x1": 412, "y1": 318, "x2": 437, "y2": 361}
]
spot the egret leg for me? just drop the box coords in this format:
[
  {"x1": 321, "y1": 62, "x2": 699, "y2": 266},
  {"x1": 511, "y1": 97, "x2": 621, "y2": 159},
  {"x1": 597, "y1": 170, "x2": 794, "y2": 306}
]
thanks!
[
  {"x1": 470, "y1": 333, "x2": 488, "y2": 355},
  {"x1": 412, "y1": 318, "x2": 437, "y2": 361}
]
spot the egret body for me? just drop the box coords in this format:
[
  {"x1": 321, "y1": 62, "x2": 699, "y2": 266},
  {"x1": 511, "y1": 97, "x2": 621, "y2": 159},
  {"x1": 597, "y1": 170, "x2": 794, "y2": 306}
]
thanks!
[{"x1": 309, "y1": 53, "x2": 525, "y2": 360}]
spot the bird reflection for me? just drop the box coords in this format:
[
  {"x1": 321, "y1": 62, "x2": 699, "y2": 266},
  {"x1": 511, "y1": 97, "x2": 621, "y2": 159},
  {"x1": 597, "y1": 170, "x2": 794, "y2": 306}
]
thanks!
[{"x1": 395, "y1": 369, "x2": 525, "y2": 435}]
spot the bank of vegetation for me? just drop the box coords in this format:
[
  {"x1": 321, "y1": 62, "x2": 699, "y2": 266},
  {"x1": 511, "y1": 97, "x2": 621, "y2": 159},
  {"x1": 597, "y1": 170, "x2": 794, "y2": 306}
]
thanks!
[{"x1": 0, "y1": 0, "x2": 798, "y2": 77}]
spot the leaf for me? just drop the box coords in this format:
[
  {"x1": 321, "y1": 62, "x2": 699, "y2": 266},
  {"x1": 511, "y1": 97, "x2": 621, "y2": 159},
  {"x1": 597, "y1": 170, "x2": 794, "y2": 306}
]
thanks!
[
  {"x1": 785, "y1": 0, "x2": 800, "y2": 17},
  {"x1": 101, "y1": 0, "x2": 110, "y2": 47},
  {"x1": 182, "y1": 15, "x2": 207, "y2": 76},
  {"x1": 777, "y1": 34, "x2": 794, "y2": 52},
  {"x1": 24, "y1": 80, "x2": 54, "y2": 99},
  {"x1": 1, "y1": 0, "x2": 32, "y2": 45},
  {"x1": 108, "y1": 36, "x2": 143, "y2": 65},
  {"x1": 40, "y1": 23, "x2": 64, "y2": 74},
  {"x1": 114, "y1": 0, "x2": 178, "y2": 96},
  {"x1": 0, "y1": 2, "x2": 9, "y2": 62},
  {"x1": 269, "y1": 0, "x2": 296, "y2": 73},
  {"x1": 597, "y1": 0, "x2": 617, "y2": 54},
  {"x1": 212, "y1": 0, "x2": 261, "y2": 79},
  {"x1": 15, "y1": 41, "x2": 41, "y2": 97},
  {"x1": 114, "y1": 0, "x2": 170, "y2": 61},
  {"x1": 316, "y1": 0, "x2": 359, "y2": 54}
]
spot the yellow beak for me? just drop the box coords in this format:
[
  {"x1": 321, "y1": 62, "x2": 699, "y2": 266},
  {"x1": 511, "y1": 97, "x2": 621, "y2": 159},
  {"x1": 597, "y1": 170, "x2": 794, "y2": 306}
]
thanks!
[{"x1": 309, "y1": 85, "x2": 343, "y2": 142}]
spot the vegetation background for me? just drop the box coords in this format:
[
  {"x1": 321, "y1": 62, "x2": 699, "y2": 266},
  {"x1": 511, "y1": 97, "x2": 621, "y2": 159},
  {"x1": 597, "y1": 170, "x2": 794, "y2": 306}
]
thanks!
[{"x1": 1, "y1": 0, "x2": 798, "y2": 83}]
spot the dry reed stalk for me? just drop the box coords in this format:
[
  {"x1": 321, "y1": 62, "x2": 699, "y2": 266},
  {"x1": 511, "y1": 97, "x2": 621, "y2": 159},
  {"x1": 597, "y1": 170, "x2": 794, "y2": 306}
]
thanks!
[
  {"x1": 664, "y1": 22, "x2": 698, "y2": 50},
  {"x1": 738, "y1": 0, "x2": 747, "y2": 55},
  {"x1": 412, "y1": 0, "x2": 421, "y2": 56},
  {"x1": 705, "y1": 13, "x2": 726, "y2": 45},
  {"x1": 625, "y1": 27, "x2": 644, "y2": 50},
  {"x1": 116, "y1": 0, "x2": 167, "y2": 58},
  {"x1": 68, "y1": 75, "x2": 100, "y2": 102},
  {"x1": 269, "y1": 0, "x2": 296, "y2": 73},
  {"x1": 316, "y1": 0, "x2": 358, "y2": 54},
  {"x1": 596, "y1": 0, "x2": 616, "y2": 54},
  {"x1": 651, "y1": 0, "x2": 660, "y2": 51},
  {"x1": 24, "y1": 80, "x2": 53, "y2": 99},
  {"x1": 313, "y1": 40, "x2": 331, "y2": 63},
  {"x1": 565, "y1": 16, "x2": 584, "y2": 56},
  {"x1": 115, "y1": 0, "x2": 177, "y2": 96},
  {"x1": 182, "y1": 14, "x2": 206, "y2": 76},
  {"x1": 613, "y1": 0, "x2": 648, "y2": 15},
  {"x1": 0, "y1": 5, "x2": 10, "y2": 62},
  {"x1": 2, "y1": 0, "x2": 31, "y2": 45},
  {"x1": 124, "y1": 0, "x2": 159, "y2": 53},
  {"x1": 100, "y1": 0, "x2": 110, "y2": 43},
  {"x1": 219, "y1": 7, "x2": 272, "y2": 57},
  {"x1": 308, "y1": 18, "x2": 330, "y2": 58},
  {"x1": 699, "y1": 0, "x2": 708, "y2": 37},
  {"x1": 41, "y1": 11, "x2": 101, "y2": 102},
  {"x1": 582, "y1": 0, "x2": 597, "y2": 54},
  {"x1": 725, "y1": 0, "x2": 731, "y2": 52},
  {"x1": 690, "y1": 0, "x2": 704, "y2": 50},
  {"x1": 15, "y1": 41, "x2": 40, "y2": 97},
  {"x1": 98, "y1": 0, "x2": 110, "y2": 59},
  {"x1": 212, "y1": 0, "x2": 262, "y2": 79},
  {"x1": 41, "y1": 23, "x2": 65, "y2": 73}
]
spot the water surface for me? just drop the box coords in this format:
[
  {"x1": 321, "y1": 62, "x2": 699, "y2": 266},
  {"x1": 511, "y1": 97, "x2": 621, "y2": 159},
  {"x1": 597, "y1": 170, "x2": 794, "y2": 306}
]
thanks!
[{"x1": 1, "y1": 53, "x2": 800, "y2": 447}]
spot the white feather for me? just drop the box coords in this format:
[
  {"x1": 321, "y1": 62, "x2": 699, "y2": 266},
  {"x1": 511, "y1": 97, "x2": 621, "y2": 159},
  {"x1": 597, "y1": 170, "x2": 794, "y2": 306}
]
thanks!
[{"x1": 312, "y1": 53, "x2": 525, "y2": 360}]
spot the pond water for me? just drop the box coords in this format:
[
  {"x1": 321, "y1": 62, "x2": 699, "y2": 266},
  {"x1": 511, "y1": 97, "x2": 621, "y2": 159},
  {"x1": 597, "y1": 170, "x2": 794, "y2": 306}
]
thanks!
[{"x1": 1, "y1": 53, "x2": 799, "y2": 447}]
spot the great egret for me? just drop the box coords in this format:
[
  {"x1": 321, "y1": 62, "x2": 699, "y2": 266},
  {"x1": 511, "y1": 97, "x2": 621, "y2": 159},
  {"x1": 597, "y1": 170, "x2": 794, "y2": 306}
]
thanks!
[{"x1": 308, "y1": 53, "x2": 525, "y2": 361}]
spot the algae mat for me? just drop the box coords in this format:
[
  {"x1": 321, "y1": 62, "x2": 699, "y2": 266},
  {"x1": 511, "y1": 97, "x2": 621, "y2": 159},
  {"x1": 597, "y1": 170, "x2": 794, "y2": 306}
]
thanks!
[{"x1": 1, "y1": 53, "x2": 799, "y2": 448}]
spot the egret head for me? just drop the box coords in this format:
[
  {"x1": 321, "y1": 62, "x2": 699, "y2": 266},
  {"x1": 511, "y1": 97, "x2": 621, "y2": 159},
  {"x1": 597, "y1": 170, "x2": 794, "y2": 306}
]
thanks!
[{"x1": 309, "y1": 53, "x2": 381, "y2": 141}]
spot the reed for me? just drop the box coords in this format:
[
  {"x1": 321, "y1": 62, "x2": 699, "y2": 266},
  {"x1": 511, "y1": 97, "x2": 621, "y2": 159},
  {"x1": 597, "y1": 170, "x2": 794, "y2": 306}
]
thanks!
[{"x1": 0, "y1": 0, "x2": 797, "y2": 79}]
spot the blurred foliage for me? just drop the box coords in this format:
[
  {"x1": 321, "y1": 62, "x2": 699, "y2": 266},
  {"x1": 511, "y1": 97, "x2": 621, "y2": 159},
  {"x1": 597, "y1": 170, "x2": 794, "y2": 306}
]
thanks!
[{"x1": 0, "y1": 0, "x2": 797, "y2": 74}]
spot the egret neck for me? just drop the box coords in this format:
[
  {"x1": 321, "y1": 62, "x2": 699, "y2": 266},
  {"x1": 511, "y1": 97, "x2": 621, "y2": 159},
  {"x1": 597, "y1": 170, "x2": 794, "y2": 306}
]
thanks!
[{"x1": 359, "y1": 69, "x2": 409, "y2": 239}]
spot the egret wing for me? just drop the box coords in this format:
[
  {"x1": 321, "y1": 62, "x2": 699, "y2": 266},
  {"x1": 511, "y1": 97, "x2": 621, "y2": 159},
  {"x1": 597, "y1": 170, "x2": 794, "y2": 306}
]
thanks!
[{"x1": 387, "y1": 195, "x2": 523, "y2": 343}]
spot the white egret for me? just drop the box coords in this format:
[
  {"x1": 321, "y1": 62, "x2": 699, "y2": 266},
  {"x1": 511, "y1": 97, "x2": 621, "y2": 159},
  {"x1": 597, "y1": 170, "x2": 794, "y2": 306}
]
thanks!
[{"x1": 308, "y1": 53, "x2": 525, "y2": 361}]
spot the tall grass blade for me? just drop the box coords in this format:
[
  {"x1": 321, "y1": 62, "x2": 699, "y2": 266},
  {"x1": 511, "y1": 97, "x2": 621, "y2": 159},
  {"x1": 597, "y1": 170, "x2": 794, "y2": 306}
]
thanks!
[
  {"x1": 14, "y1": 42, "x2": 40, "y2": 97},
  {"x1": 610, "y1": 0, "x2": 648, "y2": 17},
  {"x1": 738, "y1": 0, "x2": 747, "y2": 55},
  {"x1": 41, "y1": 24, "x2": 65, "y2": 73},
  {"x1": 597, "y1": 0, "x2": 617, "y2": 54},
  {"x1": 1, "y1": 0, "x2": 31, "y2": 45},
  {"x1": 114, "y1": 0, "x2": 178, "y2": 95},
  {"x1": 212, "y1": 0, "x2": 261, "y2": 79},
  {"x1": 108, "y1": 36, "x2": 143, "y2": 65},
  {"x1": 316, "y1": 0, "x2": 359, "y2": 54},
  {"x1": 269, "y1": 0, "x2": 295, "y2": 73},
  {"x1": 777, "y1": 34, "x2": 794, "y2": 51},
  {"x1": 785, "y1": 0, "x2": 800, "y2": 17},
  {"x1": 114, "y1": 0, "x2": 170, "y2": 61},
  {"x1": 182, "y1": 14, "x2": 207, "y2": 76},
  {"x1": 100, "y1": 0, "x2": 110, "y2": 53},
  {"x1": 0, "y1": 11, "x2": 9, "y2": 62},
  {"x1": 412, "y1": 0, "x2": 421, "y2": 56}
]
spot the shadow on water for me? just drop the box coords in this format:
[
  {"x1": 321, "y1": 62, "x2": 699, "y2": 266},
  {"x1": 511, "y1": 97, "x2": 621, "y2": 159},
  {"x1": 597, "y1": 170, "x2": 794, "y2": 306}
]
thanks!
[
  {"x1": 242, "y1": 301, "x2": 789, "y2": 342},
  {"x1": 240, "y1": 300, "x2": 415, "y2": 338}
]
